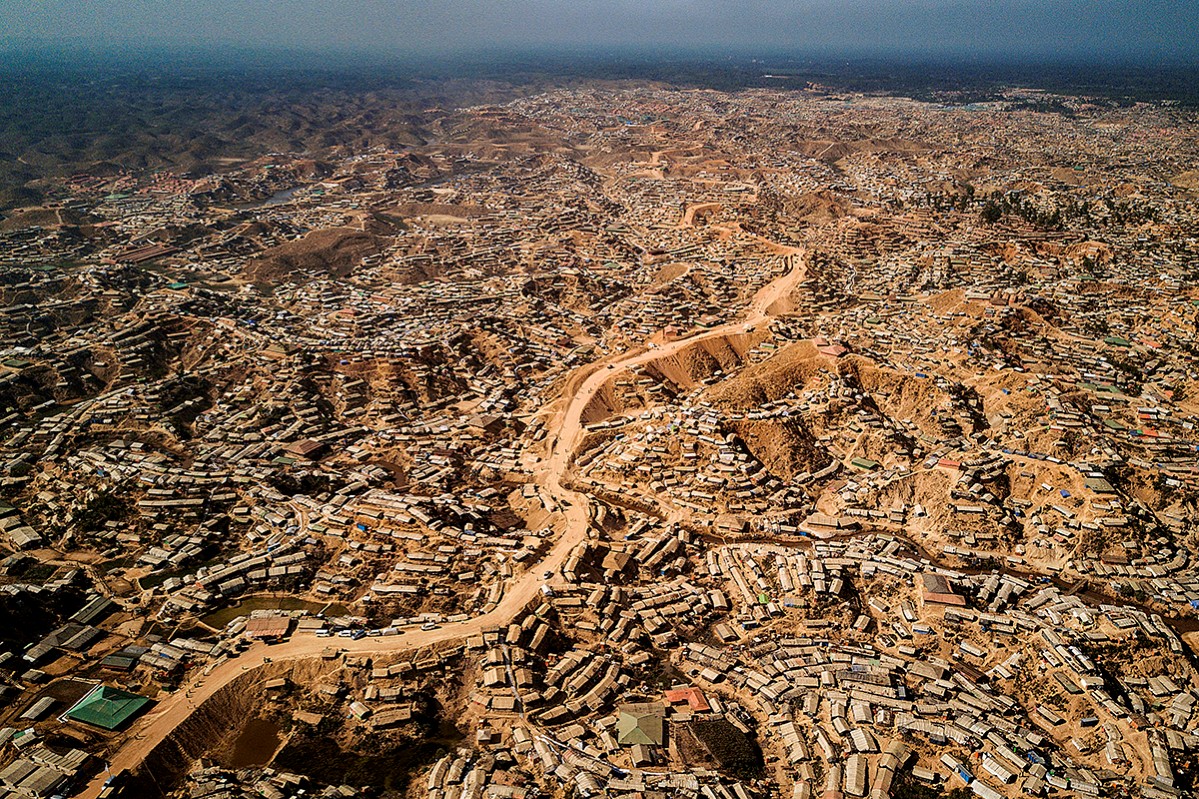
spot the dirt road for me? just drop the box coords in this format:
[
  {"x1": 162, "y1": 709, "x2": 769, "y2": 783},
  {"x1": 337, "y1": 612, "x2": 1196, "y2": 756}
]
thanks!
[{"x1": 77, "y1": 249, "x2": 807, "y2": 798}]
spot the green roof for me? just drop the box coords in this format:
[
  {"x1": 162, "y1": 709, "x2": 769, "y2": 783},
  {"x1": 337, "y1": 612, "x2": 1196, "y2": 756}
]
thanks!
[{"x1": 65, "y1": 685, "x2": 150, "y2": 730}]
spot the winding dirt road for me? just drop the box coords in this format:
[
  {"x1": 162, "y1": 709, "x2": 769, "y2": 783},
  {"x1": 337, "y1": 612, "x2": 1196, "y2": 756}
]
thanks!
[{"x1": 77, "y1": 248, "x2": 806, "y2": 798}]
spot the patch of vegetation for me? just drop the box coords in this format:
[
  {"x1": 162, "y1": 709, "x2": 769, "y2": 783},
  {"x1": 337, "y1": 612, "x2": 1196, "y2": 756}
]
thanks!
[
  {"x1": 273, "y1": 717, "x2": 462, "y2": 795},
  {"x1": 690, "y1": 719, "x2": 764, "y2": 780},
  {"x1": 74, "y1": 489, "x2": 135, "y2": 532},
  {"x1": 891, "y1": 771, "x2": 969, "y2": 799}
]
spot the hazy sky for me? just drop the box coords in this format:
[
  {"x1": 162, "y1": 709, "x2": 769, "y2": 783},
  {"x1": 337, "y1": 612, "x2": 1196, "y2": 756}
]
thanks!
[{"x1": 2, "y1": 0, "x2": 1196, "y2": 61}]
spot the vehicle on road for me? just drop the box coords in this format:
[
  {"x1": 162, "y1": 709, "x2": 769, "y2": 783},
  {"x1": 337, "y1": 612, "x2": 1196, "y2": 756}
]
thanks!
[{"x1": 99, "y1": 771, "x2": 128, "y2": 798}]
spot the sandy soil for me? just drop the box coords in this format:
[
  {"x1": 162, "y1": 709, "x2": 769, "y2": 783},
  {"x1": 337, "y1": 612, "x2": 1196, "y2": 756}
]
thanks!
[{"x1": 77, "y1": 249, "x2": 809, "y2": 799}]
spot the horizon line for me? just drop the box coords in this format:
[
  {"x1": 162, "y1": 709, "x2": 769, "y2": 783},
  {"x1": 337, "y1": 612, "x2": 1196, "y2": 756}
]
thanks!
[{"x1": 2, "y1": 39, "x2": 1198, "y2": 70}]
